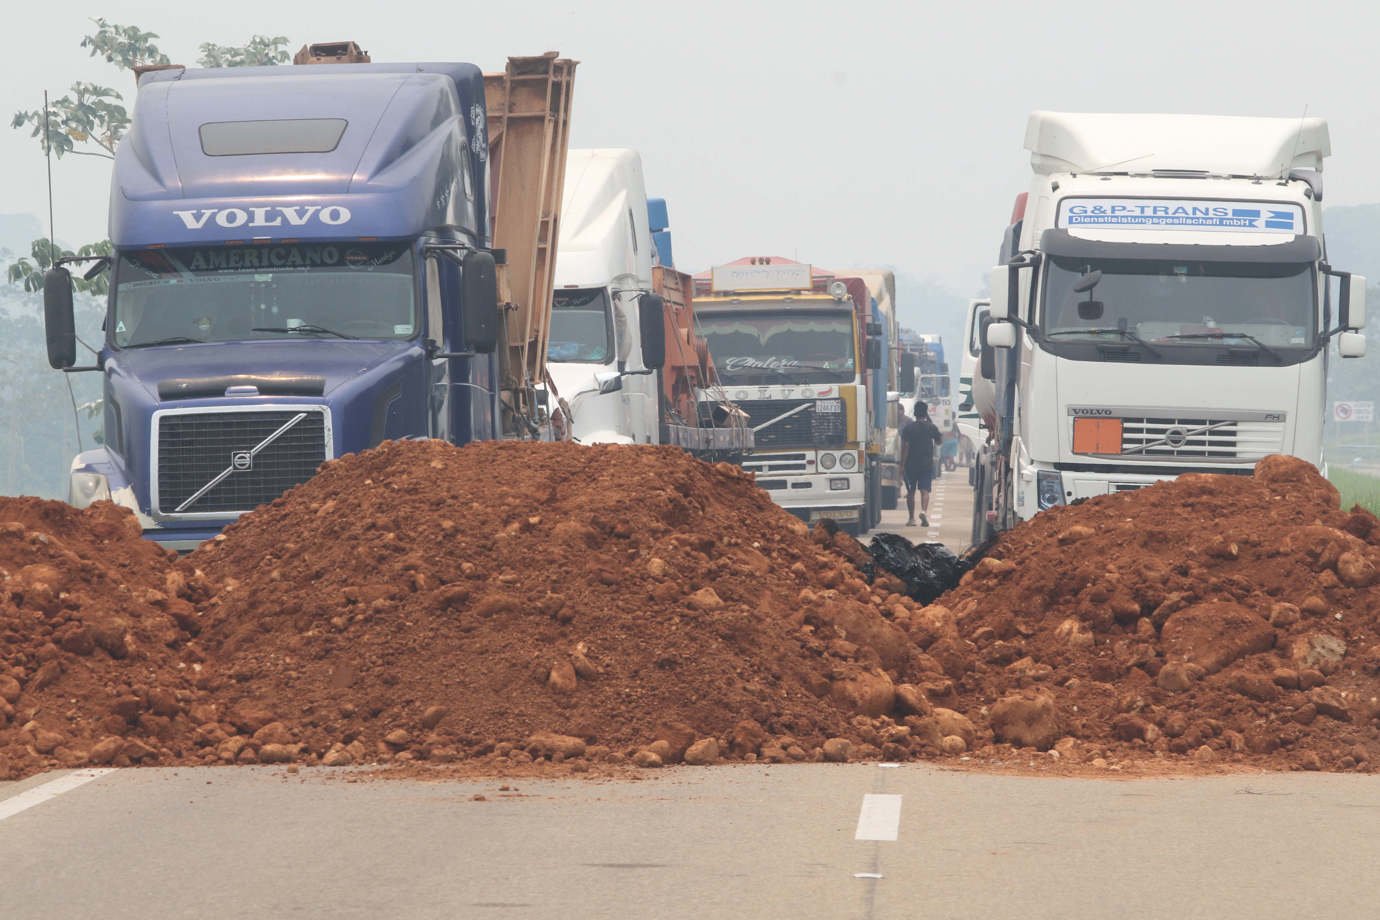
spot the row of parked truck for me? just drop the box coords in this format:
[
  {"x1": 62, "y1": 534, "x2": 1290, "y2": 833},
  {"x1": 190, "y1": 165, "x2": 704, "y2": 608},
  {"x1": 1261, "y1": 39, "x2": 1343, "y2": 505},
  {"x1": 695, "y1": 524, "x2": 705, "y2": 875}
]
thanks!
[
  {"x1": 43, "y1": 44, "x2": 1350, "y2": 549},
  {"x1": 40, "y1": 41, "x2": 923, "y2": 545}
]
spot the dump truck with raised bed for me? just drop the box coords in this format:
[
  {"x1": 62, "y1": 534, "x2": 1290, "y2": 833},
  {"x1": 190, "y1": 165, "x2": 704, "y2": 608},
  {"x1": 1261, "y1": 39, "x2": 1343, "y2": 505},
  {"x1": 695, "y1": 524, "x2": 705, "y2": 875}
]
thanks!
[
  {"x1": 973, "y1": 110, "x2": 1367, "y2": 543},
  {"x1": 42, "y1": 41, "x2": 576, "y2": 550},
  {"x1": 543, "y1": 148, "x2": 748, "y2": 453},
  {"x1": 692, "y1": 257, "x2": 885, "y2": 533}
]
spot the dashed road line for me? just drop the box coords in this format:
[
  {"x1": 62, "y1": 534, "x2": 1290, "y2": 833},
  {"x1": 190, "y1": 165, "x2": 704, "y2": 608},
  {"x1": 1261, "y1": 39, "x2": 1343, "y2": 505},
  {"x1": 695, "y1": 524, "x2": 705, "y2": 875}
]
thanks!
[
  {"x1": 0, "y1": 769, "x2": 113, "y2": 823},
  {"x1": 854, "y1": 793, "x2": 903, "y2": 841}
]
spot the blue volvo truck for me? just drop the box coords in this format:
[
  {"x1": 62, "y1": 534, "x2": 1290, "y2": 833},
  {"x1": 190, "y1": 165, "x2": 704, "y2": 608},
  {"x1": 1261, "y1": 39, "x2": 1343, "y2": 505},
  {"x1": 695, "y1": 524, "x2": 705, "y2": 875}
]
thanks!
[{"x1": 43, "y1": 42, "x2": 577, "y2": 549}]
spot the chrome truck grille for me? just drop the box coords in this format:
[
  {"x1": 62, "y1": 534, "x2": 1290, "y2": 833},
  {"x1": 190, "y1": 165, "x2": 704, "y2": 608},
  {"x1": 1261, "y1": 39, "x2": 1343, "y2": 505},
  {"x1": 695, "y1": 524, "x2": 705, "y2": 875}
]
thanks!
[
  {"x1": 152, "y1": 407, "x2": 331, "y2": 517},
  {"x1": 1120, "y1": 417, "x2": 1285, "y2": 460},
  {"x1": 711, "y1": 399, "x2": 847, "y2": 449}
]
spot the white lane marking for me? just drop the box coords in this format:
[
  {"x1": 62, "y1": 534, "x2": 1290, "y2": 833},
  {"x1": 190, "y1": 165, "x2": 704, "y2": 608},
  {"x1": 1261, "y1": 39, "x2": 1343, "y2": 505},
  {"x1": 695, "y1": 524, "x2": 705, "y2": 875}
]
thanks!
[
  {"x1": 855, "y1": 793, "x2": 903, "y2": 841},
  {"x1": 0, "y1": 769, "x2": 113, "y2": 822},
  {"x1": 854, "y1": 872, "x2": 884, "y2": 879}
]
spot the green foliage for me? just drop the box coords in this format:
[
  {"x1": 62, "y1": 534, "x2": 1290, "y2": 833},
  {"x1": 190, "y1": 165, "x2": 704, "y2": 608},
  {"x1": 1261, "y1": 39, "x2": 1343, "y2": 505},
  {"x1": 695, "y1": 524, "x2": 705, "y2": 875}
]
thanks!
[
  {"x1": 198, "y1": 35, "x2": 290, "y2": 68},
  {"x1": 6, "y1": 238, "x2": 111, "y2": 295},
  {"x1": 10, "y1": 81, "x2": 128, "y2": 159},
  {"x1": 80, "y1": 17, "x2": 170, "y2": 69},
  {"x1": 1328, "y1": 468, "x2": 1380, "y2": 516}
]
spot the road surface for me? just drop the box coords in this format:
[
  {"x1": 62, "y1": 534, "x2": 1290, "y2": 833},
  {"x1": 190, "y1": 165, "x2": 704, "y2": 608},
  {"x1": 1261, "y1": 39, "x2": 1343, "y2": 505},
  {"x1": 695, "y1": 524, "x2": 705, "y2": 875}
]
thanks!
[
  {"x1": 869, "y1": 463, "x2": 974, "y2": 554},
  {"x1": 2, "y1": 763, "x2": 1377, "y2": 919}
]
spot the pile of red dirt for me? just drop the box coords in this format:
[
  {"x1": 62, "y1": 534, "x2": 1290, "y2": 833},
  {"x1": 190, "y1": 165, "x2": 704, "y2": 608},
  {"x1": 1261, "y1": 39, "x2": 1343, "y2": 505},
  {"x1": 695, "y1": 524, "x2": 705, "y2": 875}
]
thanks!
[
  {"x1": 0, "y1": 499, "x2": 210, "y2": 779},
  {"x1": 178, "y1": 439, "x2": 942, "y2": 770},
  {"x1": 7, "y1": 441, "x2": 1380, "y2": 778},
  {"x1": 922, "y1": 455, "x2": 1380, "y2": 772}
]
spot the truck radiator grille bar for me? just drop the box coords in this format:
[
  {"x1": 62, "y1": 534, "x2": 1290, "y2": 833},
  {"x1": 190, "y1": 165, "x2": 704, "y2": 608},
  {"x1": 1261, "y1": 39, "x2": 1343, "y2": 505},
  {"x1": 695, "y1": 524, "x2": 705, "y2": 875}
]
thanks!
[
  {"x1": 1119, "y1": 418, "x2": 1284, "y2": 460},
  {"x1": 718, "y1": 400, "x2": 847, "y2": 449},
  {"x1": 156, "y1": 409, "x2": 328, "y2": 515}
]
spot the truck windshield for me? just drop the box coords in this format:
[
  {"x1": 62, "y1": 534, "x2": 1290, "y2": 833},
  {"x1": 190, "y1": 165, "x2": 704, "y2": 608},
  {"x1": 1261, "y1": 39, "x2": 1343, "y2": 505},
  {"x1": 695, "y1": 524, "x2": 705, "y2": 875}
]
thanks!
[
  {"x1": 696, "y1": 309, "x2": 856, "y2": 384},
  {"x1": 1041, "y1": 255, "x2": 1316, "y2": 354},
  {"x1": 111, "y1": 243, "x2": 417, "y2": 347},
  {"x1": 548, "y1": 288, "x2": 612, "y2": 363}
]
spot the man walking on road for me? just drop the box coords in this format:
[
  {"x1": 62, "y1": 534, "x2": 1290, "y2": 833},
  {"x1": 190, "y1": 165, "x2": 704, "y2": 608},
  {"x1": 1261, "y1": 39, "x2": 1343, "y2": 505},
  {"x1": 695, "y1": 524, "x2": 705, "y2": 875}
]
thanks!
[{"x1": 900, "y1": 402, "x2": 943, "y2": 527}]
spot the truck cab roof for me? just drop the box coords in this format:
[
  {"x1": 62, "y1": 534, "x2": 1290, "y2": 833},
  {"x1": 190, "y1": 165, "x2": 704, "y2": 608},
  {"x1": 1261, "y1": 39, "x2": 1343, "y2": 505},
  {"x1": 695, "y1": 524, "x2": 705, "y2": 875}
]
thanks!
[
  {"x1": 113, "y1": 63, "x2": 491, "y2": 247},
  {"x1": 555, "y1": 148, "x2": 653, "y2": 289},
  {"x1": 1026, "y1": 111, "x2": 1329, "y2": 178}
]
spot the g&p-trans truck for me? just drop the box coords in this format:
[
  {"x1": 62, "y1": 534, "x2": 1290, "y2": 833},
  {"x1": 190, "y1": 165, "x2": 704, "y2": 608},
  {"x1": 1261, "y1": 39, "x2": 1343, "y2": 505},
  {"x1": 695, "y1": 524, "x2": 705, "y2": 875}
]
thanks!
[
  {"x1": 973, "y1": 111, "x2": 1366, "y2": 542},
  {"x1": 692, "y1": 257, "x2": 885, "y2": 534},
  {"x1": 43, "y1": 42, "x2": 576, "y2": 549}
]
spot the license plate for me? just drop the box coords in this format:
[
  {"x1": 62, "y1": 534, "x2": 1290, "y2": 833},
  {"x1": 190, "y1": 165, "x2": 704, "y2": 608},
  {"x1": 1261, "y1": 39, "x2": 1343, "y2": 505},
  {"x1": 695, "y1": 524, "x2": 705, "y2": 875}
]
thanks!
[{"x1": 811, "y1": 509, "x2": 859, "y2": 522}]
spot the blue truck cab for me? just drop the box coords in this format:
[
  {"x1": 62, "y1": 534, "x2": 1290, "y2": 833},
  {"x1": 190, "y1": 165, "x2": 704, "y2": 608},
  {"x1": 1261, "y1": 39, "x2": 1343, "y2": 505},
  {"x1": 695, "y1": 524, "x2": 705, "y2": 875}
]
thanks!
[{"x1": 42, "y1": 51, "x2": 543, "y2": 550}]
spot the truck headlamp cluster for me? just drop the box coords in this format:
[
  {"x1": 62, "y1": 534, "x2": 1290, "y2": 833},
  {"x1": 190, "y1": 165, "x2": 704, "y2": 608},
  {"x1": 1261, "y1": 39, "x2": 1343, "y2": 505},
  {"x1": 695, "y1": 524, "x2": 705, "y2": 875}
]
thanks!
[
  {"x1": 1036, "y1": 469, "x2": 1065, "y2": 510},
  {"x1": 69, "y1": 471, "x2": 111, "y2": 509}
]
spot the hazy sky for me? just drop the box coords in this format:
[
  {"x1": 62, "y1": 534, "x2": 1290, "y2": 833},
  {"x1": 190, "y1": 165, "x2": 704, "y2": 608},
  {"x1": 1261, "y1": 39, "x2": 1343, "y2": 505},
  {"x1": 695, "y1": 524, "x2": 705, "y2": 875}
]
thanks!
[{"x1": 4, "y1": 0, "x2": 1378, "y2": 297}]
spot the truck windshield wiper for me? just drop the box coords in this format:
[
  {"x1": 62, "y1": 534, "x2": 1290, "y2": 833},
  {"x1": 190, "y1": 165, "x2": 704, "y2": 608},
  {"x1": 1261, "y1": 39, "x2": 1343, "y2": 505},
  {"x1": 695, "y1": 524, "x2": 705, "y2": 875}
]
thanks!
[
  {"x1": 1045, "y1": 327, "x2": 1162, "y2": 358},
  {"x1": 252, "y1": 324, "x2": 357, "y2": 340},
  {"x1": 126, "y1": 336, "x2": 205, "y2": 348},
  {"x1": 1161, "y1": 331, "x2": 1283, "y2": 363}
]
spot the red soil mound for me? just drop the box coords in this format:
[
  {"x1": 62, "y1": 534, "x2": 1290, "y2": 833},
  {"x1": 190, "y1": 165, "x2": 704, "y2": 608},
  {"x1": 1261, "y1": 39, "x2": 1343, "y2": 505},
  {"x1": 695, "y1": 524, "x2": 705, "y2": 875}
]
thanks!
[{"x1": 927, "y1": 455, "x2": 1380, "y2": 771}]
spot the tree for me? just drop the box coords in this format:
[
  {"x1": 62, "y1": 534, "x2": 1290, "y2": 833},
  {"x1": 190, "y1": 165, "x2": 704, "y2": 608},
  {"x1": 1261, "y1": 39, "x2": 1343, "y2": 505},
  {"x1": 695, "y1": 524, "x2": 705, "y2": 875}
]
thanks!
[
  {"x1": 198, "y1": 35, "x2": 290, "y2": 68},
  {"x1": 6, "y1": 239, "x2": 112, "y2": 295},
  {"x1": 7, "y1": 21, "x2": 296, "y2": 282}
]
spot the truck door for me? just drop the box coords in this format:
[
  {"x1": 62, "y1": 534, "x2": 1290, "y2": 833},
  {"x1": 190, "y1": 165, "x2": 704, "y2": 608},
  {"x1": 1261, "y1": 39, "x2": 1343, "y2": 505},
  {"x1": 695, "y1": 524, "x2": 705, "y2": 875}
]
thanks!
[{"x1": 424, "y1": 254, "x2": 452, "y2": 442}]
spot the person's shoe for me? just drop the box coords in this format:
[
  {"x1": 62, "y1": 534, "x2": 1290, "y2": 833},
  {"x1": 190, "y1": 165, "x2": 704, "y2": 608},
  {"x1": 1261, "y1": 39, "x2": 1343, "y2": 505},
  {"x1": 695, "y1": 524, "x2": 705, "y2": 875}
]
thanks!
[
  {"x1": 920, "y1": 514, "x2": 930, "y2": 527},
  {"x1": 905, "y1": 518, "x2": 916, "y2": 527}
]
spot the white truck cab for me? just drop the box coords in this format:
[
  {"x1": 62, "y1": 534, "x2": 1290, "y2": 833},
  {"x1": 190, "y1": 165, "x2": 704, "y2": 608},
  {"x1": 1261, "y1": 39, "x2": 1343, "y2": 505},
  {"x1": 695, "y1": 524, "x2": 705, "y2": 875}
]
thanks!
[
  {"x1": 975, "y1": 112, "x2": 1366, "y2": 540},
  {"x1": 546, "y1": 148, "x2": 661, "y2": 444}
]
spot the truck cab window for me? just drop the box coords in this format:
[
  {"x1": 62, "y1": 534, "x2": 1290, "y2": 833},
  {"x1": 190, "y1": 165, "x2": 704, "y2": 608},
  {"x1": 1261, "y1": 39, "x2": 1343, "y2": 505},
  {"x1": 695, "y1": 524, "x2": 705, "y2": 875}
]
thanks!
[
  {"x1": 1041, "y1": 255, "x2": 1316, "y2": 355},
  {"x1": 549, "y1": 288, "x2": 613, "y2": 363},
  {"x1": 696, "y1": 309, "x2": 856, "y2": 385},
  {"x1": 111, "y1": 243, "x2": 417, "y2": 346}
]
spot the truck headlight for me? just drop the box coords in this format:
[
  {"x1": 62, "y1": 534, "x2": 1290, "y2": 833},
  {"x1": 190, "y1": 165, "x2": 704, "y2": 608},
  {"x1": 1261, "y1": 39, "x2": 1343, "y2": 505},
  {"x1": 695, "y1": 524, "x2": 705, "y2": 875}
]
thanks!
[
  {"x1": 69, "y1": 471, "x2": 111, "y2": 509},
  {"x1": 1036, "y1": 469, "x2": 1065, "y2": 510},
  {"x1": 819, "y1": 452, "x2": 837, "y2": 470},
  {"x1": 830, "y1": 478, "x2": 850, "y2": 491},
  {"x1": 839, "y1": 451, "x2": 857, "y2": 470}
]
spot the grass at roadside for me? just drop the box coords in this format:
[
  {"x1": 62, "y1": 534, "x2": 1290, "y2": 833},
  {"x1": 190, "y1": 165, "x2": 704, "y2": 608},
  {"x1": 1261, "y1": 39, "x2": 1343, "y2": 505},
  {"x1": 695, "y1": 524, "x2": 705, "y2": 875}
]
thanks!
[{"x1": 1328, "y1": 468, "x2": 1380, "y2": 516}]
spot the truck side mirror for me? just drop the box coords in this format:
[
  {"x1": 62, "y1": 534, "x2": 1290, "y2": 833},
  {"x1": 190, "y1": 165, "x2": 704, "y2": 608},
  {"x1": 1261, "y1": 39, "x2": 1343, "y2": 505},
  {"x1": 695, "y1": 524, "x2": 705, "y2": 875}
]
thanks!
[
  {"x1": 899, "y1": 352, "x2": 917, "y2": 393},
  {"x1": 989, "y1": 264, "x2": 1015, "y2": 320},
  {"x1": 866, "y1": 337, "x2": 882, "y2": 370},
  {"x1": 986, "y1": 321, "x2": 1016, "y2": 349},
  {"x1": 461, "y1": 250, "x2": 499, "y2": 353},
  {"x1": 978, "y1": 314, "x2": 996, "y2": 381},
  {"x1": 1343, "y1": 275, "x2": 1367, "y2": 329},
  {"x1": 637, "y1": 293, "x2": 666, "y2": 370},
  {"x1": 44, "y1": 267, "x2": 77, "y2": 370},
  {"x1": 1339, "y1": 331, "x2": 1367, "y2": 358},
  {"x1": 865, "y1": 321, "x2": 882, "y2": 337}
]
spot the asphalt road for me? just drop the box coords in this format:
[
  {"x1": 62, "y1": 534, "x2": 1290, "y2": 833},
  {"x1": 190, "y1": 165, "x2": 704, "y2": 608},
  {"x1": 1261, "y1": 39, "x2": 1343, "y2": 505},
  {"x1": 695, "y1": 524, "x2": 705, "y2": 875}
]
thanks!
[
  {"x1": 2, "y1": 763, "x2": 1378, "y2": 919},
  {"x1": 869, "y1": 464, "x2": 975, "y2": 554}
]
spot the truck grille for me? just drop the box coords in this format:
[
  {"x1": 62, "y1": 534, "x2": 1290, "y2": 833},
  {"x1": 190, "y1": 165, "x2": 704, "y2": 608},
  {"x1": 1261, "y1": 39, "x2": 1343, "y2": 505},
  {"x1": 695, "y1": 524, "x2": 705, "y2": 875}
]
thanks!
[
  {"x1": 728, "y1": 399, "x2": 847, "y2": 449},
  {"x1": 1120, "y1": 417, "x2": 1284, "y2": 460},
  {"x1": 155, "y1": 408, "x2": 329, "y2": 515}
]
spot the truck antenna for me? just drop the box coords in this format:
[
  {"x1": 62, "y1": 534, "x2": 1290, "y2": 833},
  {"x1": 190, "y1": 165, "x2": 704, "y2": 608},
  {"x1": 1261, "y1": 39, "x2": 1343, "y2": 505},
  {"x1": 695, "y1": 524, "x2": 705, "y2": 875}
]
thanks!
[
  {"x1": 44, "y1": 90, "x2": 88, "y2": 455},
  {"x1": 43, "y1": 91, "x2": 55, "y2": 261}
]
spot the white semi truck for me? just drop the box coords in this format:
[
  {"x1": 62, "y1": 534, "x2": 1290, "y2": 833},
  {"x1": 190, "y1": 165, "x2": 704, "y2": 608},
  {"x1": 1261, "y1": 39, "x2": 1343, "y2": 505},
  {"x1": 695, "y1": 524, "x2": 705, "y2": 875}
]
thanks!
[
  {"x1": 973, "y1": 111, "x2": 1367, "y2": 542},
  {"x1": 545, "y1": 148, "x2": 662, "y2": 443}
]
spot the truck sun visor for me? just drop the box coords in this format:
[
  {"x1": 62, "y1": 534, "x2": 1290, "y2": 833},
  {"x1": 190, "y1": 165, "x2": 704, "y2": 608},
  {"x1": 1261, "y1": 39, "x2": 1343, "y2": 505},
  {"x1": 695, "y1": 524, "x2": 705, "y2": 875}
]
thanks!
[
  {"x1": 1040, "y1": 229, "x2": 1321, "y2": 264},
  {"x1": 199, "y1": 118, "x2": 348, "y2": 156},
  {"x1": 158, "y1": 375, "x2": 327, "y2": 400}
]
